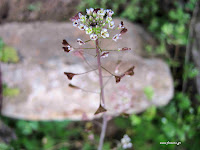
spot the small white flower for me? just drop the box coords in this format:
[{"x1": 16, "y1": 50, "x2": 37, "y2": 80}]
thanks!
[
  {"x1": 90, "y1": 33, "x2": 98, "y2": 40},
  {"x1": 86, "y1": 8, "x2": 94, "y2": 15},
  {"x1": 109, "y1": 21, "x2": 115, "y2": 29},
  {"x1": 78, "y1": 12, "x2": 83, "y2": 18},
  {"x1": 101, "y1": 28, "x2": 108, "y2": 32},
  {"x1": 122, "y1": 143, "x2": 132, "y2": 149},
  {"x1": 85, "y1": 27, "x2": 93, "y2": 34},
  {"x1": 121, "y1": 134, "x2": 132, "y2": 149},
  {"x1": 73, "y1": 20, "x2": 79, "y2": 27},
  {"x1": 99, "y1": 16, "x2": 104, "y2": 20},
  {"x1": 112, "y1": 34, "x2": 121, "y2": 42},
  {"x1": 101, "y1": 28, "x2": 109, "y2": 38},
  {"x1": 89, "y1": 16, "x2": 93, "y2": 21},
  {"x1": 67, "y1": 45, "x2": 74, "y2": 51},
  {"x1": 78, "y1": 24, "x2": 85, "y2": 30},
  {"x1": 106, "y1": 16, "x2": 112, "y2": 23},
  {"x1": 97, "y1": 8, "x2": 106, "y2": 16},
  {"x1": 80, "y1": 15, "x2": 87, "y2": 22},
  {"x1": 77, "y1": 38, "x2": 85, "y2": 45},
  {"x1": 95, "y1": 16, "x2": 100, "y2": 21},
  {"x1": 106, "y1": 9, "x2": 114, "y2": 17}
]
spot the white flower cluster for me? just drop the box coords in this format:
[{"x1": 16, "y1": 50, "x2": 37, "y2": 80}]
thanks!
[
  {"x1": 121, "y1": 134, "x2": 132, "y2": 149},
  {"x1": 72, "y1": 8, "x2": 125, "y2": 41}
]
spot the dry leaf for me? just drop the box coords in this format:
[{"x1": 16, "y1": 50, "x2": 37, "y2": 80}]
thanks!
[
  {"x1": 94, "y1": 104, "x2": 107, "y2": 115},
  {"x1": 115, "y1": 76, "x2": 122, "y2": 83},
  {"x1": 68, "y1": 83, "x2": 80, "y2": 89},
  {"x1": 120, "y1": 28, "x2": 128, "y2": 34},
  {"x1": 64, "y1": 72, "x2": 76, "y2": 80},
  {"x1": 124, "y1": 66, "x2": 135, "y2": 76}
]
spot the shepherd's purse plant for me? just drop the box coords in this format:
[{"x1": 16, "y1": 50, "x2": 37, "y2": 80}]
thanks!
[{"x1": 62, "y1": 8, "x2": 134, "y2": 150}]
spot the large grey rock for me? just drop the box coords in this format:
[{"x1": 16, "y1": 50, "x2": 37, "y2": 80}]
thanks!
[
  {"x1": 0, "y1": 0, "x2": 80, "y2": 22},
  {"x1": 0, "y1": 20, "x2": 174, "y2": 120}
]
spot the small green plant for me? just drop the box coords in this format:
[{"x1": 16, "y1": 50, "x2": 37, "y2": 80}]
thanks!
[
  {"x1": 3, "y1": 84, "x2": 20, "y2": 97},
  {"x1": 183, "y1": 63, "x2": 199, "y2": 81},
  {"x1": 0, "y1": 38, "x2": 19, "y2": 63},
  {"x1": 0, "y1": 143, "x2": 10, "y2": 150},
  {"x1": 27, "y1": 2, "x2": 41, "y2": 11},
  {"x1": 144, "y1": 86, "x2": 154, "y2": 100}
]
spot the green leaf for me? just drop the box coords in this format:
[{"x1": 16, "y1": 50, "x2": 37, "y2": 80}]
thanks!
[
  {"x1": 130, "y1": 114, "x2": 141, "y2": 126},
  {"x1": 42, "y1": 136, "x2": 56, "y2": 150},
  {"x1": 0, "y1": 143, "x2": 10, "y2": 150},
  {"x1": 161, "y1": 23, "x2": 174, "y2": 35},
  {"x1": 103, "y1": 142, "x2": 111, "y2": 150},
  {"x1": 143, "y1": 106, "x2": 157, "y2": 121},
  {"x1": 161, "y1": 122, "x2": 176, "y2": 138},
  {"x1": 17, "y1": 121, "x2": 39, "y2": 135},
  {"x1": 175, "y1": 92, "x2": 191, "y2": 110},
  {"x1": 82, "y1": 143, "x2": 93, "y2": 150},
  {"x1": 183, "y1": 63, "x2": 199, "y2": 81},
  {"x1": 114, "y1": 117, "x2": 131, "y2": 128},
  {"x1": 27, "y1": 2, "x2": 41, "y2": 11},
  {"x1": 145, "y1": 45, "x2": 153, "y2": 53}
]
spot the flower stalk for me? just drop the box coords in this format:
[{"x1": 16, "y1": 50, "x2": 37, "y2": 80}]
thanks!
[
  {"x1": 96, "y1": 39, "x2": 108, "y2": 150},
  {"x1": 96, "y1": 39, "x2": 105, "y2": 106}
]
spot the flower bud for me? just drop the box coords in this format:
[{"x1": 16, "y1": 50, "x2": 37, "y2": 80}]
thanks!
[
  {"x1": 77, "y1": 38, "x2": 85, "y2": 45},
  {"x1": 89, "y1": 16, "x2": 93, "y2": 21},
  {"x1": 93, "y1": 12, "x2": 97, "y2": 18},
  {"x1": 99, "y1": 16, "x2": 104, "y2": 21},
  {"x1": 112, "y1": 34, "x2": 121, "y2": 42}
]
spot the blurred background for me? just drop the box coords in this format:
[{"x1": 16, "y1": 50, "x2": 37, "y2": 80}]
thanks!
[{"x1": 0, "y1": 0, "x2": 200, "y2": 149}]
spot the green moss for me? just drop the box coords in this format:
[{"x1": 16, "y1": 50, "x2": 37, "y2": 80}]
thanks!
[
  {"x1": 3, "y1": 85, "x2": 20, "y2": 97},
  {"x1": 0, "y1": 45, "x2": 19, "y2": 63},
  {"x1": 144, "y1": 86, "x2": 154, "y2": 100}
]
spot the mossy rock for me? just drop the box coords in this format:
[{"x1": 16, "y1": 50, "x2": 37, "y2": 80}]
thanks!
[{"x1": 0, "y1": 45, "x2": 19, "y2": 63}]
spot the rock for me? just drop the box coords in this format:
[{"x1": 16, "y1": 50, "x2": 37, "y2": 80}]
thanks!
[
  {"x1": 0, "y1": 120, "x2": 16, "y2": 143},
  {"x1": 0, "y1": 20, "x2": 174, "y2": 120},
  {"x1": 0, "y1": 0, "x2": 9, "y2": 23},
  {"x1": 0, "y1": 0, "x2": 80, "y2": 22}
]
